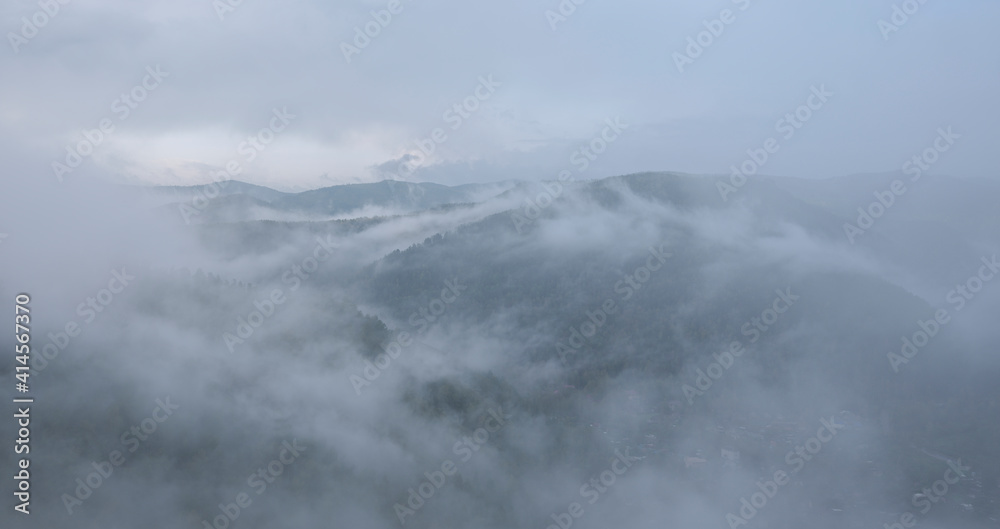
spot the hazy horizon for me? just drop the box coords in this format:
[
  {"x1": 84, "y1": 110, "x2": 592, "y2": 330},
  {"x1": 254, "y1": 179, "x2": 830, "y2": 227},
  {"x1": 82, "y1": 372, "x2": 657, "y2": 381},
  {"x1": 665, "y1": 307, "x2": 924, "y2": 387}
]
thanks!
[{"x1": 2, "y1": 1, "x2": 998, "y2": 191}]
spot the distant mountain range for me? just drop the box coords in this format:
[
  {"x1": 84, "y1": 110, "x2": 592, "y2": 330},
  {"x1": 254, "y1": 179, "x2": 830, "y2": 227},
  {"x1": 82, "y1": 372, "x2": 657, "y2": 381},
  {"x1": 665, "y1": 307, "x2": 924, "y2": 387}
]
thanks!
[
  {"x1": 141, "y1": 179, "x2": 520, "y2": 222},
  {"x1": 19, "y1": 170, "x2": 999, "y2": 528},
  {"x1": 141, "y1": 172, "x2": 999, "y2": 296}
]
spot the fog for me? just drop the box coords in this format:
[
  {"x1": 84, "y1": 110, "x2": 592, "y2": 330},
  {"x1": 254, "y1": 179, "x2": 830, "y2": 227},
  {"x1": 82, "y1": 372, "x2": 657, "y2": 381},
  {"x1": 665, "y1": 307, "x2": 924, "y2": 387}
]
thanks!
[
  {"x1": 1, "y1": 1, "x2": 998, "y2": 528},
  {"x1": 1, "y1": 170, "x2": 998, "y2": 528}
]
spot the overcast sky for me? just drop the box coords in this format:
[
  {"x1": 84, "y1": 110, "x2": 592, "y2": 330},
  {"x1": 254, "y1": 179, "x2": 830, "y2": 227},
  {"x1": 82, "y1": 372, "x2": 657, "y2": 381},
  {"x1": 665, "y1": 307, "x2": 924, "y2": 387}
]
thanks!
[{"x1": 1, "y1": 0, "x2": 997, "y2": 190}]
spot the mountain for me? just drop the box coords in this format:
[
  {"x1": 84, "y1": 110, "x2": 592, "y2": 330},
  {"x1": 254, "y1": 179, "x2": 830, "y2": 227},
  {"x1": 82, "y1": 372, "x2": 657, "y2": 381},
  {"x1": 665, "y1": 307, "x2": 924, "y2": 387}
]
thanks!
[
  {"x1": 142, "y1": 179, "x2": 519, "y2": 224},
  {"x1": 10, "y1": 171, "x2": 998, "y2": 529}
]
